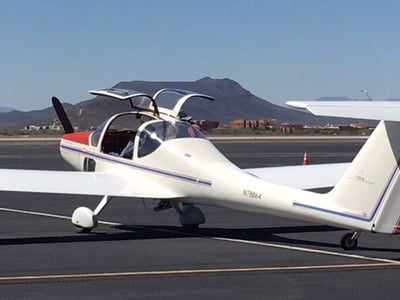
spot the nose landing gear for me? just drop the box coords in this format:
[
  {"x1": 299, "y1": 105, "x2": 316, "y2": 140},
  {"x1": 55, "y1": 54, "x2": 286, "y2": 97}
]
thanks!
[{"x1": 71, "y1": 195, "x2": 111, "y2": 233}]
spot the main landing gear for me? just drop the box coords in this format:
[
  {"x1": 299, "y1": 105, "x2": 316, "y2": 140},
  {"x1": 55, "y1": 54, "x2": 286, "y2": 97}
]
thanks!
[
  {"x1": 71, "y1": 197, "x2": 358, "y2": 249},
  {"x1": 153, "y1": 200, "x2": 206, "y2": 230},
  {"x1": 71, "y1": 197, "x2": 206, "y2": 233},
  {"x1": 172, "y1": 202, "x2": 205, "y2": 231},
  {"x1": 340, "y1": 231, "x2": 361, "y2": 250},
  {"x1": 71, "y1": 195, "x2": 111, "y2": 233}
]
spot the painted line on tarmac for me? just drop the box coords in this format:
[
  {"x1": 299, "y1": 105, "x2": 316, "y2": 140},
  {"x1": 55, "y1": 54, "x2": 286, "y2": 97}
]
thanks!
[
  {"x1": 0, "y1": 262, "x2": 398, "y2": 283},
  {"x1": 131, "y1": 225, "x2": 400, "y2": 264},
  {"x1": 126, "y1": 224, "x2": 400, "y2": 264},
  {"x1": 0, "y1": 207, "x2": 121, "y2": 226},
  {"x1": 208, "y1": 236, "x2": 400, "y2": 264},
  {"x1": 1, "y1": 206, "x2": 398, "y2": 264}
]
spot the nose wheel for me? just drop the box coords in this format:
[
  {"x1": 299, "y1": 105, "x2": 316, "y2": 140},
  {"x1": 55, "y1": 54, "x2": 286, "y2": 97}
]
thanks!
[
  {"x1": 75, "y1": 225, "x2": 93, "y2": 233},
  {"x1": 340, "y1": 231, "x2": 361, "y2": 250}
]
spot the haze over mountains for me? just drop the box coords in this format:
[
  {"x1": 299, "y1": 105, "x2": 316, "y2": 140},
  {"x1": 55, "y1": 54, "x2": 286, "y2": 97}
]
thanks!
[
  {"x1": 0, "y1": 77, "x2": 378, "y2": 129},
  {"x1": 0, "y1": 107, "x2": 14, "y2": 113}
]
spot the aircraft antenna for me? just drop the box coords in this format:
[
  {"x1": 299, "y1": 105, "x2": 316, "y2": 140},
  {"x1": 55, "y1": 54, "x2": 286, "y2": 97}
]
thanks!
[{"x1": 360, "y1": 89, "x2": 373, "y2": 101}]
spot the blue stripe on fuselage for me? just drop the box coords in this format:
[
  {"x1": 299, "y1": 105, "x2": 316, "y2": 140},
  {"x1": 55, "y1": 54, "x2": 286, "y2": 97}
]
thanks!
[
  {"x1": 60, "y1": 144, "x2": 212, "y2": 187},
  {"x1": 293, "y1": 164, "x2": 400, "y2": 222}
]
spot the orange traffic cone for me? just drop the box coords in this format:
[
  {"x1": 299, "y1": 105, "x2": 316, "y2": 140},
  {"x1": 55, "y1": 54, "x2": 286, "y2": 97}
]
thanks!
[{"x1": 302, "y1": 150, "x2": 309, "y2": 165}]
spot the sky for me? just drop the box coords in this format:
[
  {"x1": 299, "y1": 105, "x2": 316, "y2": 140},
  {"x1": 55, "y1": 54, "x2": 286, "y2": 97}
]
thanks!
[{"x1": 1, "y1": 0, "x2": 400, "y2": 111}]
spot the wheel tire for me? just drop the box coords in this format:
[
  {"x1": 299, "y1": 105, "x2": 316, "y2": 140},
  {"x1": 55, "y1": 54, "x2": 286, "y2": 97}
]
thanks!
[
  {"x1": 341, "y1": 233, "x2": 358, "y2": 250},
  {"x1": 75, "y1": 226, "x2": 92, "y2": 234},
  {"x1": 182, "y1": 224, "x2": 199, "y2": 232}
]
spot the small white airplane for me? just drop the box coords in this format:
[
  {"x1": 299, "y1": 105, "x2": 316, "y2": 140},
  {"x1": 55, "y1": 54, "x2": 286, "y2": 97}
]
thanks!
[{"x1": 1, "y1": 89, "x2": 400, "y2": 251}]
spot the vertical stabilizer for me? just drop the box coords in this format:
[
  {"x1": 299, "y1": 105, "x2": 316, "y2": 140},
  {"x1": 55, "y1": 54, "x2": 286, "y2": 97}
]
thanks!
[{"x1": 328, "y1": 120, "x2": 400, "y2": 233}]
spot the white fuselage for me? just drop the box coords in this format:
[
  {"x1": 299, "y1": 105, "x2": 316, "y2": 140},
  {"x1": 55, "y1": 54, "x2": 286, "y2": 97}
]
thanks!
[{"x1": 60, "y1": 135, "x2": 375, "y2": 233}]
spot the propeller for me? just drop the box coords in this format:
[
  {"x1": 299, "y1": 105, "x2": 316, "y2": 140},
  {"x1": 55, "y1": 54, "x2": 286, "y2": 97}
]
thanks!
[{"x1": 52, "y1": 96, "x2": 74, "y2": 134}]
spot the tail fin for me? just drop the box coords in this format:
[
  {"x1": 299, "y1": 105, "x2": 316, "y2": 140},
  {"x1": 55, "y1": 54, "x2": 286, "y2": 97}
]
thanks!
[
  {"x1": 327, "y1": 120, "x2": 400, "y2": 234},
  {"x1": 52, "y1": 96, "x2": 74, "y2": 134}
]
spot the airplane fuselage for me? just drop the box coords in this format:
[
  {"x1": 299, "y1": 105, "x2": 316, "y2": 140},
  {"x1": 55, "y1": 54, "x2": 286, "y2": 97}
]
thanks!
[{"x1": 60, "y1": 132, "x2": 376, "y2": 234}]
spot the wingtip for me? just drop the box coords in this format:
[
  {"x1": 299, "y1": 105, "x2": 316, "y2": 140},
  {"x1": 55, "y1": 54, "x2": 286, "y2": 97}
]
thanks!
[{"x1": 286, "y1": 101, "x2": 308, "y2": 109}]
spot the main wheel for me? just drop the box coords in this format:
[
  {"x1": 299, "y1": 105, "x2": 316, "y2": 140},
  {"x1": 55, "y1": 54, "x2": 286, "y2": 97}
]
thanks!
[
  {"x1": 182, "y1": 224, "x2": 200, "y2": 232},
  {"x1": 75, "y1": 226, "x2": 92, "y2": 234},
  {"x1": 179, "y1": 204, "x2": 205, "y2": 230},
  {"x1": 341, "y1": 232, "x2": 358, "y2": 250}
]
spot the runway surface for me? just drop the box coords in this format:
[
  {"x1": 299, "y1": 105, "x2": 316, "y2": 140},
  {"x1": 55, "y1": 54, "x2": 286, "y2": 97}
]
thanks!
[{"x1": 0, "y1": 138, "x2": 399, "y2": 299}]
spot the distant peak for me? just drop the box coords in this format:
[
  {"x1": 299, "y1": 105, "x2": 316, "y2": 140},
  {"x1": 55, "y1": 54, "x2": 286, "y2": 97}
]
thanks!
[
  {"x1": 197, "y1": 76, "x2": 213, "y2": 81},
  {"x1": 196, "y1": 76, "x2": 236, "y2": 83},
  {"x1": 0, "y1": 106, "x2": 14, "y2": 113},
  {"x1": 196, "y1": 76, "x2": 240, "y2": 86}
]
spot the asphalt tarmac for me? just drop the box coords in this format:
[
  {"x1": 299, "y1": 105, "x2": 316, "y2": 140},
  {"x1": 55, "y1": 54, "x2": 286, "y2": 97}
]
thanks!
[{"x1": 0, "y1": 138, "x2": 400, "y2": 299}]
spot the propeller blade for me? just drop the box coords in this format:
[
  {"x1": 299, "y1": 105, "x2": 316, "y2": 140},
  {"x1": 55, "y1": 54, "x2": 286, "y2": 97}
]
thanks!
[{"x1": 52, "y1": 96, "x2": 74, "y2": 134}]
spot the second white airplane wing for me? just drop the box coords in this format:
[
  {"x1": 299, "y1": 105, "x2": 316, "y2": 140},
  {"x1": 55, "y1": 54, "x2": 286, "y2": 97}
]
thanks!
[
  {"x1": 286, "y1": 101, "x2": 400, "y2": 121},
  {"x1": 246, "y1": 162, "x2": 350, "y2": 190},
  {"x1": 0, "y1": 169, "x2": 181, "y2": 199}
]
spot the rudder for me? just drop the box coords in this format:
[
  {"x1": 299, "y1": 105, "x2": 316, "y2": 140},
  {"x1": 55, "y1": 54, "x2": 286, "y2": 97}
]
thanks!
[{"x1": 327, "y1": 120, "x2": 400, "y2": 233}]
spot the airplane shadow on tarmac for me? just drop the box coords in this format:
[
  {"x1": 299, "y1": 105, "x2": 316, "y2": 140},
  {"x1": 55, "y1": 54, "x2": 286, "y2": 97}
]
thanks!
[{"x1": 0, "y1": 223, "x2": 398, "y2": 255}]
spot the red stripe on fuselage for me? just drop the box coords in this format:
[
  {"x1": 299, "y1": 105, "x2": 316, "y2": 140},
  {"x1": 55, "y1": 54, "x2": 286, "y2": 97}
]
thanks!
[{"x1": 62, "y1": 132, "x2": 91, "y2": 145}]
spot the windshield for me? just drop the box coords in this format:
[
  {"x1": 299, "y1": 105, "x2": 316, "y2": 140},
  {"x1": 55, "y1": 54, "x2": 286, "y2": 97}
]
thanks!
[
  {"x1": 138, "y1": 120, "x2": 205, "y2": 157},
  {"x1": 90, "y1": 120, "x2": 107, "y2": 147}
]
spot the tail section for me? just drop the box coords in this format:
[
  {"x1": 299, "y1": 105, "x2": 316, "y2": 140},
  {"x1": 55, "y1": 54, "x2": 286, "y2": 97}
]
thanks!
[{"x1": 327, "y1": 120, "x2": 400, "y2": 234}]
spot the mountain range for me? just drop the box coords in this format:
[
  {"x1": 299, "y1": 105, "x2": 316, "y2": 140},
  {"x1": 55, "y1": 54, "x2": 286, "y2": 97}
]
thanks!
[
  {"x1": 0, "y1": 77, "x2": 375, "y2": 129},
  {"x1": 0, "y1": 107, "x2": 14, "y2": 113}
]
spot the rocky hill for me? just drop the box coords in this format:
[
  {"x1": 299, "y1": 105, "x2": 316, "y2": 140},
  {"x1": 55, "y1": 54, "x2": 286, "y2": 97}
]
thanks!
[
  {"x1": 0, "y1": 77, "x2": 366, "y2": 129},
  {"x1": 0, "y1": 104, "x2": 72, "y2": 128}
]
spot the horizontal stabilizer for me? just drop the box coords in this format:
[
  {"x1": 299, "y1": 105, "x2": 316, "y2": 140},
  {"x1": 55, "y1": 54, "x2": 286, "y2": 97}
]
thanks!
[{"x1": 286, "y1": 101, "x2": 400, "y2": 121}]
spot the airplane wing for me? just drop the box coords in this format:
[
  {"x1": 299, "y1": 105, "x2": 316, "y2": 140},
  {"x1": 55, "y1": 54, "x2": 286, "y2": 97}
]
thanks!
[
  {"x1": 246, "y1": 162, "x2": 350, "y2": 189},
  {"x1": 0, "y1": 169, "x2": 181, "y2": 199},
  {"x1": 286, "y1": 101, "x2": 400, "y2": 121}
]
